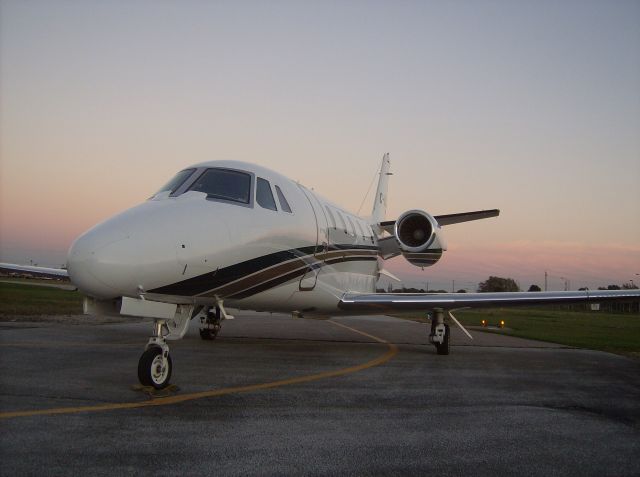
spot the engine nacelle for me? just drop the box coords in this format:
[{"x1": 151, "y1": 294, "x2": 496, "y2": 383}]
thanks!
[{"x1": 394, "y1": 210, "x2": 447, "y2": 267}]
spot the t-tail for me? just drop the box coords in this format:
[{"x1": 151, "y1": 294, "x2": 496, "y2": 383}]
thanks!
[{"x1": 370, "y1": 152, "x2": 500, "y2": 269}]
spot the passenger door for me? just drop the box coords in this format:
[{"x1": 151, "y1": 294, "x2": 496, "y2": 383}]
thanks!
[{"x1": 296, "y1": 185, "x2": 328, "y2": 291}]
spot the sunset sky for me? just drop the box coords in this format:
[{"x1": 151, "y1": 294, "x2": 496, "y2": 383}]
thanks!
[{"x1": 1, "y1": 0, "x2": 639, "y2": 291}]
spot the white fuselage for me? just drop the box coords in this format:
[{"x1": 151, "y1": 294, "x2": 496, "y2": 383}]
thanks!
[{"x1": 66, "y1": 161, "x2": 380, "y2": 316}]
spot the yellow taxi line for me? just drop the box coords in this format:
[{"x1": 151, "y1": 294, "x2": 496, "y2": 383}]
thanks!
[{"x1": 0, "y1": 320, "x2": 397, "y2": 419}]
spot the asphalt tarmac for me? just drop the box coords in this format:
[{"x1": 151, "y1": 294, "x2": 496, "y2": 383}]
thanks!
[{"x1": 1, "y1": 312, "x2": 639, "y2": 476}]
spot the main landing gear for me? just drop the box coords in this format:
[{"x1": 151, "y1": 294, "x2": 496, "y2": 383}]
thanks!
[
  {"x1": 428, "y1": 308, "x2": 450, "y2": 355},
  {"x1": 199, "y1": 306, "x2": 222, "y2": 340},
  {"x1": 428, "y1": 308, "x2": 474, "y2": 354}
]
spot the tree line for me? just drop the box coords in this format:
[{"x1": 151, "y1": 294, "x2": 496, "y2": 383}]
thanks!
[{"x1": 376, "y1": 276, "x2": 638, "y2": 313}]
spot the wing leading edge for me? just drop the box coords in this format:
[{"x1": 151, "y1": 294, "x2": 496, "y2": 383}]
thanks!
[
  {"x1": 0, "y1": 263, "x2": 69, "y2": 280},
  {"x1": 339, "y1": 289, "x2": 640, "y2": 313}
]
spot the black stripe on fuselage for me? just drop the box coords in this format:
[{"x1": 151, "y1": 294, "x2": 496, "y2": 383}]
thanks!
[
  {"x1": 328, "y1": 244, "x2": 378, "y2": 251},
  {"x1": 149, "y1": 246, "x2": 315, "y2": 296},
  {"x1": 227, "y1": 254, "x2": 378, "y2": 300},
  {"x1": 148, "y1": 245, "x2": 378, "y2": 297}
]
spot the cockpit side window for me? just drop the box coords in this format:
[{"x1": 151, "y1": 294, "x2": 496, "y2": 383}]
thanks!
[
  {"x1": 188, "y1": 168, "x2": 252, "y2": 204},
  {"x1": 155, "y1": 168, "x2": 195, "y2": 195},
  {"x1": 257, "y1": 177, "x2": 277, "y2": 211},
  {"x1": 275, "y1": 185, "x2": 293, "y2": 213}
]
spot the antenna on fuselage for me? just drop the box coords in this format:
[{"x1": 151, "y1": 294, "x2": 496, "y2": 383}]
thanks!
[{"x1": 356, "y1": 159, "x2": 381, "y2": 217}]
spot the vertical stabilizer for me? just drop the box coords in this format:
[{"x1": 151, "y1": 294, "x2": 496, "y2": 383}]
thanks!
[{"x1": 371, "y1": 153, "x2": 391, "y2": 233}]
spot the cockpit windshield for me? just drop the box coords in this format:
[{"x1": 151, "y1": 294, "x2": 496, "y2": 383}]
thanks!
[
  {"x1": 188, "y1": 168, "x2": 252, "y2": 204},
  {"x1": 155, "y1": 169, "x2": 195, "y2": 195}
]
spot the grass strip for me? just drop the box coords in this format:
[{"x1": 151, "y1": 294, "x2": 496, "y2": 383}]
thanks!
[
  {"x1": 0, "y1": 282, "x2": 83, "y2": 316},
  {"x1": 458, "y1": 308, "x2": 640, "y2": 355}
]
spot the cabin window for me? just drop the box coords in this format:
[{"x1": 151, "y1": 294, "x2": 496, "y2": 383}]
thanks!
[
  {"x1": 257, "y1": 178, "x2": 277, "y2": 211},
  {"x1": 324, "y1": 206, "x2": 336, "y2": 228},
  {"x1": 275, "y1": 185, "x2": 292, "y2": 213},
  {"x1": 155, "y1": 168, "x2": 195, "y2": 195},
  {"x1": 365, "y1": 224, "x2": 375, "y2": 242},
  {"x1": 336, "y1": 211, "x2": 347, "y2": 233},
  {"x1": 346, "y1": 216, "x2": 357, "y2": 236},
  {"x1": 188, "y1": 168, "x2": 252, "y2": 204},
  {"x1": 360, "y1": 221, "x2": 371, "y2": 238}
]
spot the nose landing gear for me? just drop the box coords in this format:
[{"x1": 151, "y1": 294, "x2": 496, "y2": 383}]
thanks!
[
  {"x1": 138, "y1": 320, "x2": 172, "y2": 389},
  {"x1": 138, "y1": 345, "x2": 172, "y2": 388},
  {"x1": 136, "y1": 301, "x2": 230, "y2": 389}
]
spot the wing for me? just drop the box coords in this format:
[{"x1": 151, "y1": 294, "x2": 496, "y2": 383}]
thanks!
[
  {"x1": 338, "y1": 289, "x2": 640, "y2": 313},
  {"x1": 0, "y1": 262, "x2": 70, "y2": 280}
]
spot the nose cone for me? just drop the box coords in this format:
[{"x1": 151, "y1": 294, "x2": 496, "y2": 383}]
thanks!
[
  {"x1": 67, "y1": 196, "x2": 232, "y2": 300},
  {"x1": 67, "y1": 201, "x2": 176, "y2": 299},
  {"x1": 67, "y1": 219, "x2": 136, "y2": 299}
]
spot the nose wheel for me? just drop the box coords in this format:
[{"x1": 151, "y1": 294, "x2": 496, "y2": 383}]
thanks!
[
  {"x1": 138, "y1": 319, "x2": 173, "y2": 389},
  {"x1": 138, "y1": 346, "x2": 172, "y2": 389}
]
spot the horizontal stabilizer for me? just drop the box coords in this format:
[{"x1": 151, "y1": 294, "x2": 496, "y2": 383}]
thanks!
[
  {"x1": 433, "y1": 209, "x2": 500, "y2": 226},
  {"x1": 379, "y1": 209, "x2": 499, "y2": 234}
]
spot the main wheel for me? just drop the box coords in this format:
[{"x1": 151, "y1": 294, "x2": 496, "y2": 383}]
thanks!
[
  {"x1": 138, "y1": 346, "x2": 172, "y2": 389},
  {"x1": 435, "y1": 324, "x2": 450, "y2": 355},
  {"x1": 199, "y1": 324, "x2": 220, "y2": 340}
]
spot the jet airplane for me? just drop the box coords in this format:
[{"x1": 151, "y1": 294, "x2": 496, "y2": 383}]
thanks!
[{"x1": 2, "y1": 154, "x2": 638, "y2": 389}]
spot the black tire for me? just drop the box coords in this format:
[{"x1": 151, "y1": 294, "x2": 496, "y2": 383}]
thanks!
[
  {"x1": 138, "y1": 346, "x2": 172, "y2": 389},
  {"x1": 435, "y1": 324, "x2": 450, "y2": 355},
  {"x1": 199, "y1": 327, "x2": 219, "y2": 340}
]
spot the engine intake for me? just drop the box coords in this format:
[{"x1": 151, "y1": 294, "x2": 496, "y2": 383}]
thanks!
[{"x1": 394, "y1": 210, "x2": 446, "y2": 267}]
